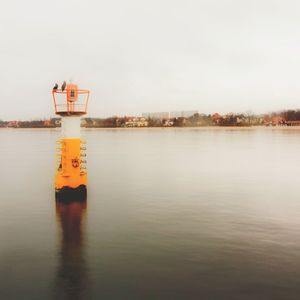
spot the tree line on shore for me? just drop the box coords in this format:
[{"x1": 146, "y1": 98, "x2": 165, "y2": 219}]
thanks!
[{"x1": 2, "y1": 109, "x2": 300, "y2": 128}]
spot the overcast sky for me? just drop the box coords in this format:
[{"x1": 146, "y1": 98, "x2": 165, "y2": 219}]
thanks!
[{"x1": 1, "y1": 0, "x2": 300, "y2": 119}]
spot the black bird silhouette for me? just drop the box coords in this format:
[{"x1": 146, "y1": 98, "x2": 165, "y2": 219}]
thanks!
[
  {"x1": 53, "y1": 83, "x2": 58, "y2": 91},
  {"x1": 61, "y1": 81, "x2": 66, "y2": 92}
]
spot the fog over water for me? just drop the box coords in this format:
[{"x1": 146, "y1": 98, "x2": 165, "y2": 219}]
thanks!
[
  {"x1": 1, "y1": 128, "x2": 300, "y2": 299},
  {"x1": 2, "y1": 0, "x2": 300, "y2": 119}
]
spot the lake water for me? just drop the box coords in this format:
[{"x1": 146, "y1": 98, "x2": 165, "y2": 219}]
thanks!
[{"x1": 1, "y1": 127, "x2": 300, "y2": 299}]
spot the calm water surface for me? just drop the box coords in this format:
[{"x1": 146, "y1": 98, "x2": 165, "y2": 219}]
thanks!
[{"x1": 1, "y1": 128, "x2": 300, "y2": 299}]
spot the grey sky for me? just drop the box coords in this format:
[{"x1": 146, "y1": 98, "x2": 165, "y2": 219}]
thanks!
[{"x1": 1, "y1": 0, "x2": 300, "y2": 119}]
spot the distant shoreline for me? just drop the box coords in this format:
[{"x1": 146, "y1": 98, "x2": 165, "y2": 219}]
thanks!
[{"x1": 2, "y1": 126, "x2": 300, "y2": 130}]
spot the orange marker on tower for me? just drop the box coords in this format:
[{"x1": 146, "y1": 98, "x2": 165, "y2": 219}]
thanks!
[{"x1": 52, "y1": 81, "x2": 90, "y2": 201}]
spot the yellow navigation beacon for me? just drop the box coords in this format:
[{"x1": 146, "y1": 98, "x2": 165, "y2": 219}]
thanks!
[{"x1": 52, "y1": 82, "x2": 90, "y2": 201}]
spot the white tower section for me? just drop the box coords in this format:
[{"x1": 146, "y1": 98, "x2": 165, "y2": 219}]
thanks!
[{"x1": 61, "y1": 116, "x2": 81, "y2": 139}]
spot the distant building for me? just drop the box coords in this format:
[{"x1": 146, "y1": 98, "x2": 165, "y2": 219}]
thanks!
[
  {"x1": 211, "y1": 113, "x2": 222, "y2": 124},
  {"x1": 163, "y1": 119, "x2": 174, "y2": 127},
  {"x1": 142, "y1": 112, "x2": 170, "y2": 119},
  {"x1": 271, "y1": 116, "x2": 285, "y2": 126},
  {"x1": 43, "y1": 119, "x2": 51, "y2": 127},
  {"x1": 286, "y1": 120, "x2": 300, "y2": 126},
  {"x1": 54, "y1": 119, "x2": 61, "y2": 126},
  {"x1": 7, "y1": 121, "x2": 19, "y2": 128},
  {"x1": 81, "y1": 119, "x2": 87, "y2": 127},
  {"x1": 124, "y1": 117, "x2": 148, "y2": 127},
  {"x1": 143, "y1": 110, "x2": 198, "y2": 119}
]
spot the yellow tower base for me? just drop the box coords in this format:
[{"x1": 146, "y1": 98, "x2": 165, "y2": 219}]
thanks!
[{"x1": 55, "y1": 138, "x2": 87, "y2": 201}]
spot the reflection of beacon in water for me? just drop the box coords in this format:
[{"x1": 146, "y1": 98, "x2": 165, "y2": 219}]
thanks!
[
  {"x1": 52, "y1": 81, "x2": 90, "y2": 201},
  {"x1": 55, "y1": 200, "x2": 88, "y2": 299}
]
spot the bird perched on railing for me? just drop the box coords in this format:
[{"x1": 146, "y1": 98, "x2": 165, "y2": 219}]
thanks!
[
  {"x1": 53, "y1": 83, "x2": 58, "y2": 91},
  {"x1": 61, "y1": 81, "x2": 66, "y2": 92}
]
